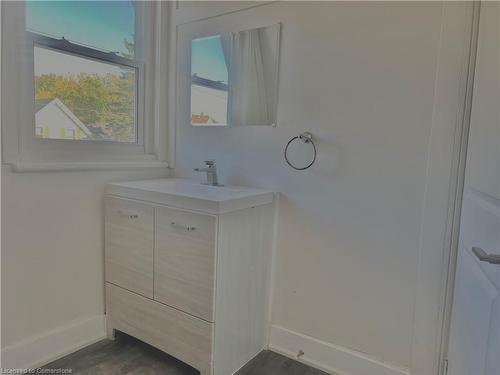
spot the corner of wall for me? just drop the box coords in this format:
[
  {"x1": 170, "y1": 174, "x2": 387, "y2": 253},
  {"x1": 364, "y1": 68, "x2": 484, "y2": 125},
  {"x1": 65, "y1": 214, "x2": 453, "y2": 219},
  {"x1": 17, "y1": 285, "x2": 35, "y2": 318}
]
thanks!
[
  {"x1": 269, "y1": 325, "x2": 410, "y2": 375},
  {"x1": 1, "y1": 315, "x2": 106, "y2": 370}
]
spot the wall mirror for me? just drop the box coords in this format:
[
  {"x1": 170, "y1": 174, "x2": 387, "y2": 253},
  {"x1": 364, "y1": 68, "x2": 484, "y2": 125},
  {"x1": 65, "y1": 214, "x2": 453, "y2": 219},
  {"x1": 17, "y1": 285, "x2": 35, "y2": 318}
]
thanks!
[{"x1": 190, "y1": 23, "x2": 280, "y2": 126}]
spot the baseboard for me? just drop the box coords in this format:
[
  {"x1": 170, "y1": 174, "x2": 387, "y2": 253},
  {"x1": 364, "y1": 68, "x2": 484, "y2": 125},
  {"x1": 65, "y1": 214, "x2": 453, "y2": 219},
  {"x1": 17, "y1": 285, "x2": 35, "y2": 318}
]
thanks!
[
  {"x1": 2, "y1": 315, "x2": 106, "y2": 370},
  {"x1": 268, "y1": 325, "x2": 410, "y2": 375}
]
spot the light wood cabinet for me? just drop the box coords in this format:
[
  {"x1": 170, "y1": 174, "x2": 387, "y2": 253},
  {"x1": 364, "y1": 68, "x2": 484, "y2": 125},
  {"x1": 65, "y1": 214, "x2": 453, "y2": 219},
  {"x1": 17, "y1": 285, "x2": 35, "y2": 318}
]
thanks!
[
  {"x1": 106, "y1": 283, "x2": 213, "y2": 373},
  {"x1": 105, "y1": 192, "x2": 274, "y2": 375},
  {"x1": 105, "y1": 198, "x2": 154, "y2": 298},
  {"x1": 155, "y1": 207, "x2": 216, "y2": 322}
]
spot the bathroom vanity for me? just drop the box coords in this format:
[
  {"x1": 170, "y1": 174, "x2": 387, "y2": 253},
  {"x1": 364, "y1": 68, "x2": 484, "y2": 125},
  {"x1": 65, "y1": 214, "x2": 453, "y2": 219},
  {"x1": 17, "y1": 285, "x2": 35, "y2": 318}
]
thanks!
[{"x1": 104, "y1": 179, "x2": 275, "y2": 375}]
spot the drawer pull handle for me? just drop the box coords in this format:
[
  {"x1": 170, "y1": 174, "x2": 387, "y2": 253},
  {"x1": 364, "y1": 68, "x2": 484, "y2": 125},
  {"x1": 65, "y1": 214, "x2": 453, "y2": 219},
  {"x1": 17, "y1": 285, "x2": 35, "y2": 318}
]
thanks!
[
  {"x1": 117, "y1": 210, "x2": 139, "y2": 219},
  {"x1": 170, "y1": 221, "x2": 196, "y2": 231}
]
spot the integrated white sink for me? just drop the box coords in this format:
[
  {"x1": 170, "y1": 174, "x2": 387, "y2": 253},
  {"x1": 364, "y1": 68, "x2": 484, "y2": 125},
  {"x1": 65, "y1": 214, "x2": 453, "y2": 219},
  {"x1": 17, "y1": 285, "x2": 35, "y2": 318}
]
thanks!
[{"x1": 106, "y1": 178, "x2": 274, "y2": 214}]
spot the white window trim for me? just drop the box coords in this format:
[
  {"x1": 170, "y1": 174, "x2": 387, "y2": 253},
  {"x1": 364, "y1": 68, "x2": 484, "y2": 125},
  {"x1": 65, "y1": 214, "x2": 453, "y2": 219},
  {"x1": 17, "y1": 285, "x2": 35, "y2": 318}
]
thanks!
[{"x1": 1, "y1": 1, "x2": 169, "y2": 172}]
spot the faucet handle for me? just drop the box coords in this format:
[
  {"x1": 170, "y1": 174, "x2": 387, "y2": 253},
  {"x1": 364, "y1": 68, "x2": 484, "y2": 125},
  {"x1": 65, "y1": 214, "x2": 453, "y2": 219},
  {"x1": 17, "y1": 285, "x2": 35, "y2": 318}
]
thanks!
[{"x1": 204, "y1": 160, "x2": 216, "y2": 167}]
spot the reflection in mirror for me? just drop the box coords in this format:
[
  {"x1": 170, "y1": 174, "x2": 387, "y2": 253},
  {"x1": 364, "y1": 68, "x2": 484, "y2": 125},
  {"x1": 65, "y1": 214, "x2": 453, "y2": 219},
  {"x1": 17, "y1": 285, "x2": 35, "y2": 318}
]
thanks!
[
  {"x1": 191, "y1": 35, "x2": 229, "y2": 126},
  {"x1": 190, "y1": 24, "x2": 280, "y2": 126}
]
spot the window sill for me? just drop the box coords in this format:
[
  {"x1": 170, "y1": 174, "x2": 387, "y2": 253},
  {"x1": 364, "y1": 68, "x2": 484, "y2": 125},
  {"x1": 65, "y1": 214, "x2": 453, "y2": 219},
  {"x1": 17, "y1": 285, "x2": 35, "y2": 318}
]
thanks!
[{"x1": 7, "y1": 160, "x2": 169, "y2": 173}]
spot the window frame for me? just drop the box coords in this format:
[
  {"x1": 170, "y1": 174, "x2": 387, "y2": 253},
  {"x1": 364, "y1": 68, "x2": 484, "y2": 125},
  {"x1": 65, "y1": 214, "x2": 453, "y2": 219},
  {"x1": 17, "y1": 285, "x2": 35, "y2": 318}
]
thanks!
[{"x1": 1, "y1": 1, "x2": 169, "y2": 171}]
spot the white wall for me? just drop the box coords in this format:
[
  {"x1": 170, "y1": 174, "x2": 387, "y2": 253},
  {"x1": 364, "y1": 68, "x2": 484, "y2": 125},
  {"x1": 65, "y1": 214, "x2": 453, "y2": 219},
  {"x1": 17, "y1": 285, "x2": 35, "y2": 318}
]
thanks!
[
  {"x1": 465, "y1": 2, "x2": 500, "y2": 201},
  {"x1": 1, "y1": 166, "x2": 168, "y2": 367},
  {"x1": 0, "y1": 1, "x2": 472, "y2": 373},
  {"x1": 172, "y1": 2, "x2": 470, "y2": 374}
]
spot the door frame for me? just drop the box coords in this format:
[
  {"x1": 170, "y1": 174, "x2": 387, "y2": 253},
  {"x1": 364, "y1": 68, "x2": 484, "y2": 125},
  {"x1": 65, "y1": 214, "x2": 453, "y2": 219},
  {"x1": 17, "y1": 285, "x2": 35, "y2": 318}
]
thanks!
[
  {"x1": 436, "y1": 2, "x2": 481, "y2": 374},
  {"x1": 409, "y1": 2, "x2": 481, "y2": 374}
]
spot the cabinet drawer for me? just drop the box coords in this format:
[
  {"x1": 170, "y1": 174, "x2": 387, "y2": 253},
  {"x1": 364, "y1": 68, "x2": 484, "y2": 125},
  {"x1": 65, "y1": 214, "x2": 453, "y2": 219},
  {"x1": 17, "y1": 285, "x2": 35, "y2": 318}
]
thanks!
[
  {"x1": 105, "y1": 197, "x2": 154, "y2": 298},
  {"x1": 106, "y1": 283, "x2": 213, "y2": 373},
  {"x1": 155, "y1": 206, "x2": 216, "y2": 322}
]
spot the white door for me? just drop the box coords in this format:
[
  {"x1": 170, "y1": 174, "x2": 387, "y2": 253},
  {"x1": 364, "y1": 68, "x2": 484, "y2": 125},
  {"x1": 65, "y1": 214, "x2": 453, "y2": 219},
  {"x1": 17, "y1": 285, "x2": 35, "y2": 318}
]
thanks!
[{"x1": 447, "y1": 3, "x2": 500, "y2": 375}]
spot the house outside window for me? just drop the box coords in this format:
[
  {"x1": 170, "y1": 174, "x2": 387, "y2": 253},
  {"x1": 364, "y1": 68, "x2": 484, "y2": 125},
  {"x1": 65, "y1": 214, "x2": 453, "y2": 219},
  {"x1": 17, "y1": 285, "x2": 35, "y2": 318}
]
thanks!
[
  {"x1": 1, "y1": 1, "x2": 168, "y2": 171},
  {"x1": 28, "y1": 1, "x2": 137, "y2": 143}
]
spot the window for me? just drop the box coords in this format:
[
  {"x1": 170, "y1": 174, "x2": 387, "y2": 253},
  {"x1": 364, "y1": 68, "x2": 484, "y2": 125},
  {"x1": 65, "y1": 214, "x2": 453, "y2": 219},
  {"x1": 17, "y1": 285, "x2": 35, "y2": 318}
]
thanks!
[
  {"x1": 35, "y1": 126, "x2": 44, "y2": 138},
  {"x1": 62, "y1": 129, "x2": 76, "y2": 140},
  {"x1": 33, "y1": 45, "x2": 137, "y2": 143},
  {"x1": 1, "y1": 1, "x2": 168, "y2": 170},
  {"x1": 28, "y1": 1, "x2": 137, "y2": 143},
  {"x1": 25, "y1": 1, "x2": 136, "y2": 58}
]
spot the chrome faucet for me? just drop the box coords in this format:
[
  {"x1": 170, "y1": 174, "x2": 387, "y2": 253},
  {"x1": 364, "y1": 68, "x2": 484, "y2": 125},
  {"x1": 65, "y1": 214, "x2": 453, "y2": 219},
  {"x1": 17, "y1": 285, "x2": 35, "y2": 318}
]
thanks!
[{"x1": 194, "y1": 160, "x2": 223, "y2": 186}]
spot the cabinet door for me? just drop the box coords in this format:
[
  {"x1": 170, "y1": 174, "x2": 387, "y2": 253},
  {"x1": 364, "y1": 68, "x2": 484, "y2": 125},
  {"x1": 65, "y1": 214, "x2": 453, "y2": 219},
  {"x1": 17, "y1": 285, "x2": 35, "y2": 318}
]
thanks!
[
  {"x1": 105, "y1": 197, "x2": 154, "y2": 298},
  {"x1": 155, "y1": 207, "x2": 216, "y2": 322}
]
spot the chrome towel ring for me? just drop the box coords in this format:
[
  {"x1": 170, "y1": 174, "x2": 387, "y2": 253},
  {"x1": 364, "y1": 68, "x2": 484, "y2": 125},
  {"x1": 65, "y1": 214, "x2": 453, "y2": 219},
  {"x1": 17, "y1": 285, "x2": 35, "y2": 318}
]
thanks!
[{"x1": 284, "y1": 132, "x2": 317, "y2": 170}]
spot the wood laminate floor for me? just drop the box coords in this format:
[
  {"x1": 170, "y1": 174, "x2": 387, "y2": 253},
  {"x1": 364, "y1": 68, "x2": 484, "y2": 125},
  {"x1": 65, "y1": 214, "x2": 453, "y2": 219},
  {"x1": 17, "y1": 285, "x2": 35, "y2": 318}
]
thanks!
[{"x1": 43, "y1": 332, "x2": 329, "y2": 375}]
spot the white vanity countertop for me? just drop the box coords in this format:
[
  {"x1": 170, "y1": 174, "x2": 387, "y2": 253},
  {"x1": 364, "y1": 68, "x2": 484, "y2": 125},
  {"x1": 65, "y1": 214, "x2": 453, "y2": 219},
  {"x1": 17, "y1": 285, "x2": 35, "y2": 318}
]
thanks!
[{"x1": 106, "y1": 178, "x2": 274, "y2": 214}]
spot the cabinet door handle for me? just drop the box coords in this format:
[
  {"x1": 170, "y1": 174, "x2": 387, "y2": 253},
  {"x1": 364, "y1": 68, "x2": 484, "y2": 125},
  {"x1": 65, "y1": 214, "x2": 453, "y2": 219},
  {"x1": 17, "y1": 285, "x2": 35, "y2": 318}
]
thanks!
[
  {"x1": 472, "y1": 247, "x2": 500, "y2": 265},
  {"x1": 170, "y1": 221, "x2": 196, "y2": 231},
  {"x1": 117, "y1": 210, "x2": 139, "y2": 219}
]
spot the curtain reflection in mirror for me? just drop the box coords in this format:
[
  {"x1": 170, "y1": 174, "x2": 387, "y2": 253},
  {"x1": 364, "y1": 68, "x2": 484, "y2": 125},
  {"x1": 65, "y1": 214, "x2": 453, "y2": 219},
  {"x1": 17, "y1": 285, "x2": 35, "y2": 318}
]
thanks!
[{"x1": 191, "y1": 24, "x2": 280, "y2": 127}]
